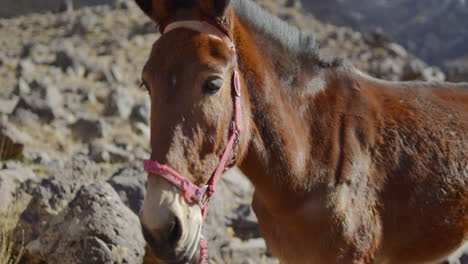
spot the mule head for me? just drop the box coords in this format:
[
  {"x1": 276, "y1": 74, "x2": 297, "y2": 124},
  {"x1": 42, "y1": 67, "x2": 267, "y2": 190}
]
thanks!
[
  {"x1": 135, "y1": 0, "x2": 234, "y2": 34},
  {"x1": 135, "y1": 0, "x2": 249, "y2": 263}
]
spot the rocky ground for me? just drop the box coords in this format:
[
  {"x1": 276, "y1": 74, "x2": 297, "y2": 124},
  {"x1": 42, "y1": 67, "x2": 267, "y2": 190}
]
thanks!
[
  {"x1": 0, "y1": 1, "x2": 465, "y2": 264},
  {"x1": 300, "y1": 0, "x2": 468, "y2": 82}
]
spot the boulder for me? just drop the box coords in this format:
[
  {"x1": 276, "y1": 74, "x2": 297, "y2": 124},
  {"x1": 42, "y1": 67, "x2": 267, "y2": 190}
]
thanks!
[
  {"x1": 103, "y1": 87, "x2": 134, "y2": 119},
  {"x1": 14, "y1": 94, "x2": 56, "y2": 123},
  {"x1": 221, "y1": 238, "x2": 277, "y2": 264},
  {"x1": 130, "y1": 102, "x2": 150, "y2": 125},
  {"x1": 69, "y1": 117, "x2": 108, "y2": 143},
  {"x1": 16, "y1": 180, "x2": 146, "y2": 264},
  {"x1": 89, "y1": 140, "x2": 133, "y2": 163},
  {"x1": 227, "y1": 204, "x2": 261, "y2": 240},
  {"x1": 0, "y1": 96, "x2": 19, "y2": 114},
  {"x1": 107, "y1": 162, "x2": 146, "y2": 214},
  {"x1": 0, "y1": 166, "x2": 36, "y2": 215}
]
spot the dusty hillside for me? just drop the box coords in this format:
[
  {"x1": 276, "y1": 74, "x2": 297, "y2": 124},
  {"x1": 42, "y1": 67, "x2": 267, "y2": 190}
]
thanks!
[
  {"x1": 0, "y1": 1, "x2": 464, "y2": 264},
  {"x1": 302, "y1": 0, "x2": 468, "y2": 81}
]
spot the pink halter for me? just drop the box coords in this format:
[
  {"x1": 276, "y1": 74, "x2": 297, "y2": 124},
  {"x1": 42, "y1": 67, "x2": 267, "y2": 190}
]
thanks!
[{"x1": 144, "y1": 20, "x2": 243, "y2": 264}]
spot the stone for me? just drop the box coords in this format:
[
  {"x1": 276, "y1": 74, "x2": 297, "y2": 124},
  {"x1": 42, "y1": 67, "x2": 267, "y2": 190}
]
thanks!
[
  {"x1": 16, "y1": 180, "x2": 146, "y2": 264},
  {"x1": 69, "y1": 117, "x2": 108, "y2": 142},
  {"x1": 33, "y1": 80, "x2": 63, "y2": 108},
  {"x1": 14, "y1": 95, "x2": 56, "y2": 123},
  {"x1": 17, "y1": 59, "x2": 36, "y2": 79},
  {"x1": 70, "y1": 9, "x2": 98, "y2": 34},
  {"x1": 21, "y1": 43, "x2": 55, "y2": 65},
  {"x1": 45, "y1": 154, "x2": 103, "y2": 180},
  {"x1": 53, "y1": 46, "x2": 78, "y2": 72},
  {"x1": 227, "y1": 204, "x2": 261, "y2": 240},
  {"x1": 202, "y1": 180, "x2": 231, "y2": 263},
  {"x1": 107, "y1": 162, "x2": 146, "y2": 214},
  {"x1": 103, "y1": 87, "x2": 134, "y2": 119},
  {"x1": 402, "y1": 59, "x2": 426, "y2": 81},
  {"x1": 222, "y1": 168, "x2": 253, "y2": 201},
  {"x1": 16, "y1": 78, "x2": 31, "y2": 95},
  {"x1": 386, "y1": 43, "x2": 408, "y2": 58},
  {"x1": 132, "y1": 122, "x2": 150, "y2": 138},
  {"x1": 221, "y1": 238, "x2": 270, "y2": 264},
  {"x1": 0, "y1": 96, "x2": 19, "y2": 115},
  {"x1": 130, "y1": 102, "x2": 150, "y2": 125},
  {"x1": 0, "y1": 166, "x2": 36, "y2": 214},
  {"x1": 10, "y1": 108, "x2": 40, "y2": 128},
  {"x1": 89, "y1": 140, "x2": 133, "y2": 164}
]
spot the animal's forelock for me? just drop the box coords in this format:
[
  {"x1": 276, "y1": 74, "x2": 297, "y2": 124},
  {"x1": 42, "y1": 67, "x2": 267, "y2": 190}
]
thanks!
[{"x1": 169, "y1": 0, "x2": 197, "y2": 11}]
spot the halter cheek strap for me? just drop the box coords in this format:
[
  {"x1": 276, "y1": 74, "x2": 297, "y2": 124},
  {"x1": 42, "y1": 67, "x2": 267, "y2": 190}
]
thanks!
[{"x1": 144, "y1": 20, "x2": 242, "y2": 264}]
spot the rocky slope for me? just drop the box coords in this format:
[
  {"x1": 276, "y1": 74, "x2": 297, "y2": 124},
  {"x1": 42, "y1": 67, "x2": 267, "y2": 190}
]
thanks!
[
  {"x1": 301, "y1": 0, "x2": 468, "y2": 81},
  {"x1": 0, "y1": 1, "x2": 464, "y2": 264}
]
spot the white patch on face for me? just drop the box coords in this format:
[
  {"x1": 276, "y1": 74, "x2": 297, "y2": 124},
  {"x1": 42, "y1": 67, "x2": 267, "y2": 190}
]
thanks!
[{"x1": 140, "y1": 175, "x2": 203, "y2": 256}]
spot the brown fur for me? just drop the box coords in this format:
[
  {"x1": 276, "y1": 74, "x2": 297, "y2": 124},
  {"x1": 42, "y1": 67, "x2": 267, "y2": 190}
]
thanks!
[{"x1": 136, "y1": 0, "x2": 468, "y2": 263}]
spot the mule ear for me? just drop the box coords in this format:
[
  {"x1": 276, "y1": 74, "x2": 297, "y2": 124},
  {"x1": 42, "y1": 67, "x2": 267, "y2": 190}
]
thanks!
[
  {"x1": 198, "y1": 0, "x2": 231, "y2": 20},
  {"x1": 134, "y1": 0, "x2": 153, "y2": 16}
]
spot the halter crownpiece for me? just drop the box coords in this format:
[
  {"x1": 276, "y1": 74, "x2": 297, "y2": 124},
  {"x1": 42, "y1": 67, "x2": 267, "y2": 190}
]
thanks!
[{"x1": 144, "y1": 20, "x2": 242, "y2": 264}]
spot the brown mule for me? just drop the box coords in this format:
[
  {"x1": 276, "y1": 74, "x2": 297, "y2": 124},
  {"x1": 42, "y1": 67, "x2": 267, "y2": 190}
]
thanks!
[{"x1": 134, "y1": 0, "x2": 468, "y2": 263}]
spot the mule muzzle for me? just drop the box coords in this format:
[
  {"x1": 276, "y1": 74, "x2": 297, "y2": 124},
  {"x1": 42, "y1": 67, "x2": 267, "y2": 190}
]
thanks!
[{"x1": 142, "y1": 222, "x2": 200, "y2": 264}]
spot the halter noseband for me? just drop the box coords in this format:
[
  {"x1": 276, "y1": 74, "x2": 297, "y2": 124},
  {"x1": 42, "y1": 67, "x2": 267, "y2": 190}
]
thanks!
[{"x1": 143, "y1": 21, "x2": 243, "y2": 264}]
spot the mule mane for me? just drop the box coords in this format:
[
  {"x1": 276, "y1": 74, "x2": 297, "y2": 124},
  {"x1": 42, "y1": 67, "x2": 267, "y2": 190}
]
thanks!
[{"x1": 232, "y1": 0, "x2": 339, "y2": 67}]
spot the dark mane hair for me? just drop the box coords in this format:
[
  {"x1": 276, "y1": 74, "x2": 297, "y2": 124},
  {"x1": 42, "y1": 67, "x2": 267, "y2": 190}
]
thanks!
[{"x1": 232, "y1": 0, "x2": 339, "y2": 66}]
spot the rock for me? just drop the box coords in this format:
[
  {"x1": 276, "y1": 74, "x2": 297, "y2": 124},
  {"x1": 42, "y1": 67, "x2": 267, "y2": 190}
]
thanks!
[
  {"x1": 422, "y1": 67, "x2": 446, "y2": 82},
  {"x1": 132, "y1": 122, "x2": 150, "y2": 138},
  {"x1": 53, "y1": 46, "x2": 79, "y2": 72},
  {"x1": 0, "y1": 122, "x2": 30, "y2": 160},
  {"x1": 69, "y1": 117, "x2": 108, "y2": 142},
  {"x1": 130, "y1": 102, "x2": 150, "y2": 125},
  {"x1": 103, "y1": 87, "x2": 134, "y2": 119},
  {"x1": 89, "y1": 140, "x2": 133, "y2": 163},
  {"x1": 283, "y1": 0, "x2": 301, "y2": 8},
  {"x1": 70, "y1": 9, "x2": 98, "y2": 34},
  {"x1": 227, "y1": 204, "x2": 261, "y2": 240},
  {"x1": 16, "y1": 180, "x2": 146, "y2": 264},
  {"x1": 402, "y1": 59, "x2": 427, "y2": 81},
  {"x1": 386, "y1": 43, "x2": 408, "y2": 59},
  {"x1": 21, "y1": 43, "x2": 55, "y2": 65},
  {"x1": 32, "y1": 80, "x2": 63, "y2": 108},
  {"x1": 16, "y1": 78, "x2": 31, "y2": 95},
  {"x1": 0, "y1": 96, "x2": 19, "y2": 115},
  {"x1": 14, "y1": 94, "x2": 56, "y2": 123},
  {"x1": 202, "y1": 181, "x2": 231, "y2": 263},
  {"x1": 0, "y1": 166, "x2": 36, "y2": 214},
  {"x1": 128, "y1": 21, "x2": 158, "y2": 38},
  {"x1": 17, "y1": 59, "x2": 36, "y2": 79},
  {"x1": 45, "y1": 154, "x2": 103, "y2": 180},
  {"x1": 51, "y1": 43, "x2": 113, "y2": 81},
  {"x1": 107, "y1": 162, "x2": 146, "y2": 214},
  {"x1": 18, "y1": 178, "x2": 86, "y2": 244},
  {"x1": 10, "y1": 108, "x2": 41, "y2": 128},
  {"x1": 221, "y1": 238, "x2": 271, "y2": 264},
  {"x1": 222, "y1": 168, "x2": 253, "y2": 201}
]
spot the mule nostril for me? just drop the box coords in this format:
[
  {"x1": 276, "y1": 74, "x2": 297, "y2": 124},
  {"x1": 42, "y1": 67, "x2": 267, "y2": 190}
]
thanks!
[{"x1": 168, "y1": 216, "x2": 183, "y2": 245}]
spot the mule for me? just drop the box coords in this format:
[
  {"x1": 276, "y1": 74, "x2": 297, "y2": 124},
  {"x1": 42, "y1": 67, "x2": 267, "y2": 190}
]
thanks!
[{"x1": 134, "y1": 0, "x2": 468, "y2": 263}]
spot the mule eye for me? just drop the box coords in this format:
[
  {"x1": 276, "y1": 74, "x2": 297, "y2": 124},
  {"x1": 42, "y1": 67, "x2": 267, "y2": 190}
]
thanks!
[{"x1": 203, "y1": 77, "x2": 223, "y2": 95}]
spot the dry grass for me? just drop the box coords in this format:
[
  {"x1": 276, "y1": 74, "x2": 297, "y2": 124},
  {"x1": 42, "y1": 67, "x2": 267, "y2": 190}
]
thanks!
[
  {"x1": 0, "y1": 193, "x2": 26, "y2": 264},
  {"x1": 0, "y1": 229, "x2": 23, "y2": 264}
]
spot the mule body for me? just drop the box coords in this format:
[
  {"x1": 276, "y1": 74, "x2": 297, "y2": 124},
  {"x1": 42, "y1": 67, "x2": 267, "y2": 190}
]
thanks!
[
  {"x1": 243, "y1": 69, "x2": 468, "y2": 264},
  {"x1": 134, "y1": 0, "x2": 468, "y2": 263}
]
